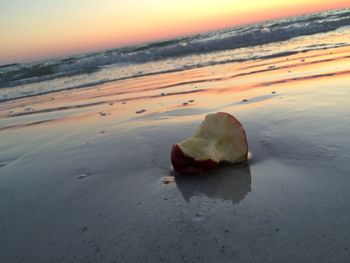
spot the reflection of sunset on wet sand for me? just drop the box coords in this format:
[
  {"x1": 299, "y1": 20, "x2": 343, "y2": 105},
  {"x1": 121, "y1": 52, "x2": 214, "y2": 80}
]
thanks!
[{"x1": 1, "y1": 45, "x2": 349, "y2": 126}]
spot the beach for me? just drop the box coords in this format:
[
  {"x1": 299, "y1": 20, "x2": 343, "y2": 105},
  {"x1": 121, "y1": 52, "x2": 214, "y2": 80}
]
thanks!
[{"x1": 1, "y1": 9, "x2": 350, "y2": 263}]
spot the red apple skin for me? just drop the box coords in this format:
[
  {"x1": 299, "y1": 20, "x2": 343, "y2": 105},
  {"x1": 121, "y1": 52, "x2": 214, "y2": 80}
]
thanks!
[{"x1": 171, "y1": 144, "x2": 218, "y2": 175}]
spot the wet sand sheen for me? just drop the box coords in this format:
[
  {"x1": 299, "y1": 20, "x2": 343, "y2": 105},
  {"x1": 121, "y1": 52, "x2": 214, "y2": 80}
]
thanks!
[{"x1": 0, "y1": 46, "x2": 350, "y2": 262}]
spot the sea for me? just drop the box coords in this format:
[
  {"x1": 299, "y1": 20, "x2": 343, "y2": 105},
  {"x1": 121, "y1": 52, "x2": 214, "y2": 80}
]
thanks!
[{"x1": 0, "y1": 8, "x2": 349, "y2": 102}]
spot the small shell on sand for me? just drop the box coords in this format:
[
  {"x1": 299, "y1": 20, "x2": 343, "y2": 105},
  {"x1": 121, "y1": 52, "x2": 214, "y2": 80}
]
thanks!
[{"x1": 161, "y1": 176, "x2": 175, "y2": 184}]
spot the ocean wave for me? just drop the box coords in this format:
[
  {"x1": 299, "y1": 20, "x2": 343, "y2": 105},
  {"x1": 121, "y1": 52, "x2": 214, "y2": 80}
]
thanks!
[{"x1": 0, "y1": 8, "x2": 349, "y2": 100}]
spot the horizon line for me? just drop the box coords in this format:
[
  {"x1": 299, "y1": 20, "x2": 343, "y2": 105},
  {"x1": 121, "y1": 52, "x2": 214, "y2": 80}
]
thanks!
[{"x1": 1, "y1": 6, "x2": 348, "y2": 66}]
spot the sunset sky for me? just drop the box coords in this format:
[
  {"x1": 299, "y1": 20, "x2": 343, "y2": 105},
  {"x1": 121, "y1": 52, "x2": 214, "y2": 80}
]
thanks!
[{"x1": 0, "y1": 0, "x2": 349, "y2": 64}]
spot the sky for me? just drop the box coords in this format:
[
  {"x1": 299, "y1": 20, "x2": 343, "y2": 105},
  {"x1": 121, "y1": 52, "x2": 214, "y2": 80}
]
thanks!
[{"x1": 0, "y1": 0, "x2": 349, "y2": 64}]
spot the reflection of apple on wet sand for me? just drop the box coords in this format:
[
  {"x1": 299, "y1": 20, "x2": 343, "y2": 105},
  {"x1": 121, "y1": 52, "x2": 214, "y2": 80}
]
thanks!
[{"x1": 175, "y1": 163, "x2": 251, "y2": 204}]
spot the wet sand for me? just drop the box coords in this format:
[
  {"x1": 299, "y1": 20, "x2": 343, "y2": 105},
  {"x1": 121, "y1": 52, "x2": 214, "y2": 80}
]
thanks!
[{"x1": 1, "y1": 46, "x2": 350, "y2": 262}]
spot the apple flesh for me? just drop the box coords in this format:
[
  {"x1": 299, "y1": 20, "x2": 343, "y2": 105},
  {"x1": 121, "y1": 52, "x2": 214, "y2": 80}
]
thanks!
[{"x1": 171, "y1": 112, "x2": 248, "y2": 175}]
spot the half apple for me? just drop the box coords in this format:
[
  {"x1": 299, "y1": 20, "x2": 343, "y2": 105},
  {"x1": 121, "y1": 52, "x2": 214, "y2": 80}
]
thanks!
[{"x1": 171, "y1": 112, "x2": 248, "y2": 175}]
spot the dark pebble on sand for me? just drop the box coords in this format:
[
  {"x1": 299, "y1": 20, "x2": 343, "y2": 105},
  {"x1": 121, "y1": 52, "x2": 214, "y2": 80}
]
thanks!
[
  {"x1": 161, "y1": 93, "x2": 165, "y2": 96},
  {"x1": 182, "y1": 102, "x2": 188, "y2": 106},
  {"x1": 122, "y1": 102, "x2": 126, "y2": 104},
  {"x1": 301, "y1": 59, "x2": 305, "y2": 62},
  {"x1": 272, "y1": 91, "x2": 276, "y2": 94},
  {"x1": 242, "y1": 99, "x2": 248, "y2": 102},
  {"x1": 188, "y1": 100, "x2": 194, "y2": 103},
  {"x1": 136, "y1": 109, "x2": 146, "y2": 114},
  {"x1": 99, "y1": 112, "x2": 107, "y2": 116}
]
